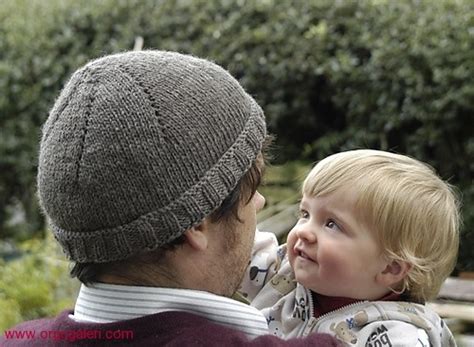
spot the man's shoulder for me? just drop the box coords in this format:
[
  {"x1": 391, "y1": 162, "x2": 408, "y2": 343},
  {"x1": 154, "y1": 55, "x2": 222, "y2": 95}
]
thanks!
[
  {"x1": 1, "y1": 310, "x2": 72, "y2": 346},
  {"x1": 1, "y1": 310, "x2": 249, "y2": 346},
  {"x1": 155, "y1": 311, "x2": 339, "y2": 346},
  {"x1": 1, "y1": 310, "x2": 340, "y2": 346}
]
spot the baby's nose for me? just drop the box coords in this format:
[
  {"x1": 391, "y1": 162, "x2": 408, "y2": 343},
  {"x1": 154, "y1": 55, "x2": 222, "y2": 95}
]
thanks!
[{"x1": 295, "y1": 225, "x2": 317, "y2": 243}]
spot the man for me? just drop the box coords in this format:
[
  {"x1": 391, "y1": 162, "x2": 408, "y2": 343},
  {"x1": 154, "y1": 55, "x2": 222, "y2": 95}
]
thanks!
[{"x1": 2, "y1": 51, "x2": 339, "y2": 346}]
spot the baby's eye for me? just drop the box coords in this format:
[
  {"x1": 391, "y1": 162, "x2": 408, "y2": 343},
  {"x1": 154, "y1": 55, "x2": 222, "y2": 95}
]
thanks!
[
  {"x1": 298, "y1": 209, "x2": 309, "y2": 219},
  {"x1": 326, "y1": 220, "x2": 341, "y2": 231}
]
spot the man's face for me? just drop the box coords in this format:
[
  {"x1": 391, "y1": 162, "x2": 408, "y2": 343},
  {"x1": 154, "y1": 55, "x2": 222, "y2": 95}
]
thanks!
[{"x1": 210, "y1": 190, "x2": 266, "y2": 297}]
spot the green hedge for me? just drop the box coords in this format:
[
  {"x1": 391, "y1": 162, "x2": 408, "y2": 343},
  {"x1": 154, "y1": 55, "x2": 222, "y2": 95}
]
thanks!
[
  {"x1": 0, "y1": 236, "x2": 78, "y2": 332},
  {"x1": 0, "y1": 0, "x2": 472, "y2": 270}
]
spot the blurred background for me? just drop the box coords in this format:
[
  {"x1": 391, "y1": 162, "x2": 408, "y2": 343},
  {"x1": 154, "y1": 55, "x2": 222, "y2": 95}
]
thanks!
[{"x1": 0, "y1": 0, "x2": 473, "y2": 334}]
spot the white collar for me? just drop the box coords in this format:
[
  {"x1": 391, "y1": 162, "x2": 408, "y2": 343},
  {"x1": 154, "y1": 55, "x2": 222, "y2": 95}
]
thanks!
[{"x1": 70, "y1": 283, "x2": 269, "y2": 339}]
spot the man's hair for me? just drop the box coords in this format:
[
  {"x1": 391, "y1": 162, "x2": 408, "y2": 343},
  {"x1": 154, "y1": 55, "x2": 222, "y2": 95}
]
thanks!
[
  {"x1": 71, "y1": 136, "x2": 272, "y2": 284},
  {"x1": 302, "y1": 149, "x2": 460, "y2": 302}
]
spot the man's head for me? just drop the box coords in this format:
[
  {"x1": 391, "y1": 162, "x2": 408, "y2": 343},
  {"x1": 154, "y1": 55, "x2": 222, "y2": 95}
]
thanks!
[
  {"x1": 38, "y1": 51, "x2": 267, "y2": 292},
  {"x1": 299, "y1": 149, "x2": 460, "y2": 302}
]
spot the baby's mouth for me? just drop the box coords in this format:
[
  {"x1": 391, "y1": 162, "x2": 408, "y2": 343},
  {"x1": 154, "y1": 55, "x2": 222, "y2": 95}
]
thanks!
[
  {"x1": 299, "y1": 250, "x2": 310, "y2": 259},
  {"x1": 295, "y1": 247, "x2": 315, "y2": 262}
]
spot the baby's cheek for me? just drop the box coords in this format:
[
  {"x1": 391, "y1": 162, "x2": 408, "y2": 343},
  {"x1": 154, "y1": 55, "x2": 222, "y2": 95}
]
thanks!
[
  {"x1": 285, "y1": 237, "x2": 296, "y2": 266},
  {"x1": 286, "y1": 229, "x2": 296, "y2": 244},
  {"x1": 318, "y1": 250, "x2": 347, "y2": 277},
  {"x1": 286, "y1": 232, "x2": 297, "y2": 252}
]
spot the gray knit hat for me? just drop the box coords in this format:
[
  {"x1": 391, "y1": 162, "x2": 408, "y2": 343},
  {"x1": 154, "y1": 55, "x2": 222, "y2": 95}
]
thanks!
[{"x1": 38, "y1": 50, "x2": 266, "y2": 263}]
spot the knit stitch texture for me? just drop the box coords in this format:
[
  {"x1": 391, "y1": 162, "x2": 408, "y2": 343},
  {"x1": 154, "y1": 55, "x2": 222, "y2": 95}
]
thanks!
[{"x1": 37, "y1": 50, "x2": 266, "y2": 263}]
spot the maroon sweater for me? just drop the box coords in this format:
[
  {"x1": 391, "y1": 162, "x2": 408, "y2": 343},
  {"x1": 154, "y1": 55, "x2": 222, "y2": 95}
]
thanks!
[{"x1": 2, "y1": 310, "x2": 341, "y2": 346}]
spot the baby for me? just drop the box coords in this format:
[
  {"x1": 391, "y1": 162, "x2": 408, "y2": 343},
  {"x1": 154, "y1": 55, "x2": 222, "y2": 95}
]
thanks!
[{"x1": 239, "y1": 149, "x2": 460, "y2": 346}]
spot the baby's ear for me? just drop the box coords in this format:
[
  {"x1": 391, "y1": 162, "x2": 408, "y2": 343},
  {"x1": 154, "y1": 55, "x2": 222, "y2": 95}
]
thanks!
[{"x1": 376, "y1": 260, "x2": 411, "y2": 288}]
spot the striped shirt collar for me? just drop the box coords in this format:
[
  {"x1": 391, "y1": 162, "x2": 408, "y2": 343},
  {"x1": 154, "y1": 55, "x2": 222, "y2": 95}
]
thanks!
[{"x1": 71, "y1": 282, "x2": 269, "y2": 339}]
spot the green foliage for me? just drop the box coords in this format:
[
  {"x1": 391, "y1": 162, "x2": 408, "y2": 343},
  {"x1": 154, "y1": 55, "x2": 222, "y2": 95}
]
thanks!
[
  {"x1": 0, "y1": 235, "x2": 78, "y2": 332},
  {"x1": 0, "y1": 297, "x2": 22, "y2": 333},
  {"x1": 0, "y1": 0, "x2": 472, "y2": 270}
]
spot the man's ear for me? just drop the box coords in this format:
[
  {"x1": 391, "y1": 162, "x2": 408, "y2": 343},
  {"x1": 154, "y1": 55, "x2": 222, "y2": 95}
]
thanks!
[
  {"x1": 183, "y1": 220, "x2": 209, "y2": 251},
  {"x1": 376, "y1": 260, "x2": 412, "y2": 288}
]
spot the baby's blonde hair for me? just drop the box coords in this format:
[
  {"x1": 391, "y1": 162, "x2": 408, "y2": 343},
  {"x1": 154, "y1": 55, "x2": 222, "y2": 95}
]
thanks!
[{"x1": 303, "y1": 149, "x2": 460, "y2": 302}]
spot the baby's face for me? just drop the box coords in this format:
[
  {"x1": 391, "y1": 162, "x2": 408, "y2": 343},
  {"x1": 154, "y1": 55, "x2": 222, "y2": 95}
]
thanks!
[{"x1": 286, "y1": 191, "x2": 390, "y2": 300}]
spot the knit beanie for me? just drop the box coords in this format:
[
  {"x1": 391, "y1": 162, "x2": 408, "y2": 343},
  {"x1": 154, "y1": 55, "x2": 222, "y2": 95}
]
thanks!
[{"x1": 38, "y1": 50, "x2": 266, "y2": 263}]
